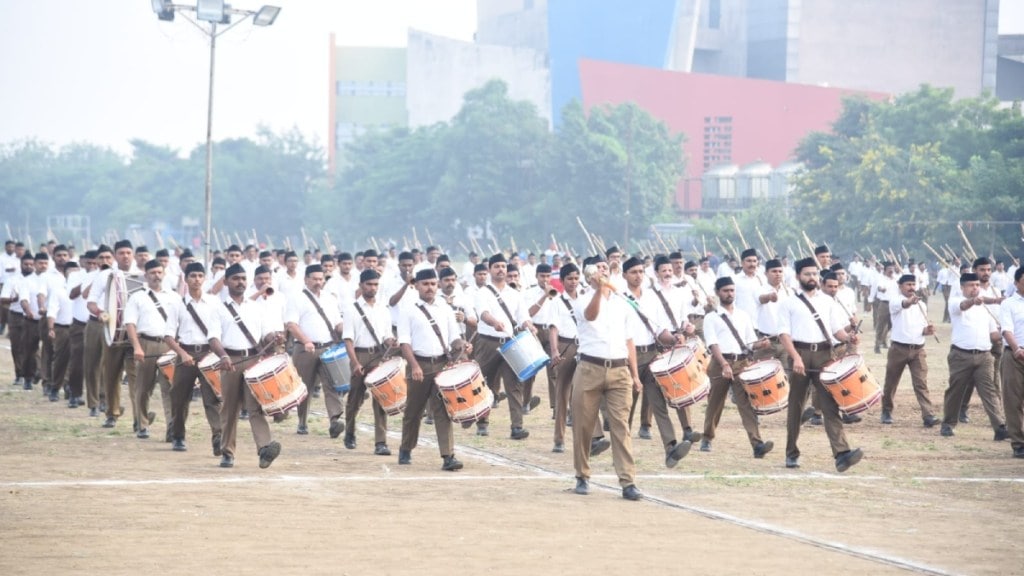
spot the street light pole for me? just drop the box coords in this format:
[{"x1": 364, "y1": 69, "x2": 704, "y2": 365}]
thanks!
[{"x1": 203, "y1": 22, "x2": 217, "y2": 265}]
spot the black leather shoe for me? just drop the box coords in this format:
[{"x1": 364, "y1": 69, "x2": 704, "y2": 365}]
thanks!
[
  {"x1": 296, "y1": 424, "x2": 309, "y2": 435},
  {"x1": 753, "y1": 440, "x2": 774, "y2": 459},
  {"x1": 136, "y1": 428, "x2": 150, "y2": 439},
  {"x1": 220, "y1": 455, "x2": 234, "y2": 468},
  {"x1": 590, "y1": 437, "x2": 611, "y2": 457},
  {"x1": 841, "y1": 413, "x2": 862, "y2": 424},
  {"x1": 89, "y1": 407, "x2": 99, "y2": 417},
  {"x1": 699, "y1": 439, "x2": 711, "y2": 452},
  {"x1": 785, "y1": 456, "x2": 800, "y2": 469},
  {"x1": 835, "y1": 448, "x2": 864, "y2": 473},
  {"x1": 239, "y1": 409, "x2": 249, "y2": 421},
  {"x1": 398, "y1": 450, "x2": 412, "y2": 465},
  {"x1": 880, "y1": 411, "x2": 893, "y2": 424},
  {"x1": 68, "y1": 398, "x2": 78, "y2": 409},
  {"x1": 273, "y1": 412, "x2": 289, "y2": 423},
  {"x1": 940, "y1": 424, "x2": 954, "y2": 437},
  {"x1": 1013, "y1": 446, "x2": 1024, "y2": 458},
  {"x1": 344, "y1": 434, "x2": 356, "y2": 449},
  {"x1": 441, "y1": 455, "x2": 464, "y2": 471},
  {"x1": 374, "y1": 443, "x2": 391, "y2": 456},
  {"x1": 809, "y1": 415, "x2": 823, "y2": 426},
  {"x1": 959, "y1": 411, "x2": 971, "y2": 424},
  {"x1": 510, "y1": 427, "x2": 530, "y2": 440},
  {"x1": 461, "y1": 420, "x2": 474, "y2": 429},
  {"x1": 102, "y1": 417, "x2": 116, "y2": 428},
  {"x1": 923, "y1": 416, "x2": 941, "y2": 428},
  {"x1": 172, "y1": 439, "x2": 187, "y2": 452},
  {"x1": 329, "y1": 419, "x2": 345, "y2": 439},
  {"x1": 995, "y1": 426, "x2": 1010, "y2": 441},
  {"x1": 212, "y1": 433, "x2": 222, "y2": 456},
  {"x1": 638, "y1": 426, "x2": 652, "y2": 440},
  {"x1": 622, "y1": 485, "x2": 643, "y2": 501},
  {"x1": 48, "y1": 389, "x2": 59, "y2": 402},
  {"x1": 665, "y1": 440, "x2": 692, "y2": 468},
  {"x1": 552, "y1": 443, "x2": 565, "y2": 453},
  {"x1": 528, "y1": 395, "x2": 542, "y2": 411},
  {"x1": 258, "y1": 441, "x2": 281, "y2": 469},
  {"x1": 800, "y1": 407, "x2": 816, "y2": 425},
  {"x1": 476, "y1": 424, "x2": 489, "y2": 437},
  {"x1": 683, "y1": 428, "x2": 703, "y2": 443},
  {"x1": 574, "y1": 477, "x2": 589, "y2": 495},
  {"x1": 424, "y1": 415, "x2": 434, "y2": 425}
]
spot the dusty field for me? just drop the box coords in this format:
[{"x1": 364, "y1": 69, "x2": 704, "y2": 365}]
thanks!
[{"x1": 1, "y1": 299, "x2": 1021, "y2": 576}]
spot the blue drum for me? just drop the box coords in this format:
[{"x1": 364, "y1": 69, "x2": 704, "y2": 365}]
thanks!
[
  {"x1": 498, "y1": 331, "x2": 550, "y2": 382},
  {"x1": 319, "y1": 344, "x2": 352, "y2": 394}
]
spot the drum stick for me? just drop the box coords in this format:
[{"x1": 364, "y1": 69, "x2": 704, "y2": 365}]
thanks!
[
  {"x1": 916, "y1": 301, "x2": 940, "y2": 343},
  {"x1": 576, "y1": 217, "x2": 598, "y2": 255},
  {"x1": 731, "y1": 216, "x2": 749, "y2": 250}
]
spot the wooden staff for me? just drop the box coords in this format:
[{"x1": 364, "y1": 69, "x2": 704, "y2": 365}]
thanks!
[
  {"x1": 510, "y1": 235, "x2": 518, "y2": 254},
  {"x1": 264, "y1": 235, "x2": 273, "y2": 250},
  {"x1": 576, "y1": 216, "x2": 598, "y2": 254},
  {"x1": 323, "y1": 231, "x2": 332, "y2": 253},
  {"x1": 550, "y1": 234, "x2": 559, "y2": 253},
  {"x1": 154, "y1": 229, "x2": 165, "y2": 249},
  {"x1": 916, "y1": 300, "x2": 940, "y2": 343},
  {"x1": 731, "y1": 215, "x2": 749, "y2": 249},
  {"x1": 4, "y1": 223, "x2": 12, "y2": 241},
  {"x1": 299, "y1": 227, "x2": 310, "y2": 251},
  {"x1": 901, "y1": 244, "x2": 911, "y2": 262},
  {"x1": 652, "y1": 227, "x2": 671, "y2": 254},
  {"x1": 283, "y1": 236, "x2": 293, "y2": 251},
  {"x1": 411, "y1": 227, "x2": 422, "y2": 250},
  {"x1": 714, "y1": 236, "x2": 729, "y2": 259},
  {"x1": 424, "y1": 227, "x2": 435, "y2": 247},
  {"x1": 458, "y1": 240, "x2": 471, "y2": 255},
  {"x1": 252, "y1": 228, "x2": 259, "y2": 247},
  {"x1": 533, "y1": 240, "x2": 542, "y2": 255},
  {"x1": 725, "y1": 238, "x2": 740, "y2": 264},
  {"x1": 691, "y1": 244, "x2": 702, "y2": 260},
  {"x1": 957, "y1": 224, "x2": 978, "y2": 260},
  {"x1": 594, "y1": 234, "x2": 608, "y2": 254},
  {"x1": 755, "y1": 225, "x2": 773, "y2": 259},
  {"x1": 234, "y1": 232, "x2": 243, "y2": 247},
  {"x1": 701, "y1": 234, "x2": 707, "y2": 258},
  {"x1": 1002, "y1": 245, "x2": 1020, "y2": 267},
  {"x1": 800, "y1": 231, "x2": 818, "y2": 267}
]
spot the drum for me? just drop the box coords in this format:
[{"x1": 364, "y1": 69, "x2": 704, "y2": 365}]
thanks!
[
  {"x1": 157, "y1": 350, "x2": 177, "y2": 384},
  {"x1": 498, "y1": 331, "x2": 550, "y2": 382},
  {"x1": 365, "y1": 357, "x2": 407, "y2": 416},
  {"x1": 685, "y1": 337, "x2": 710, "y2": 371},
  {"x1": 649, "y1": 346, "x2": 709, "y2": 408},
  {"x1": 820, "y1": 354, "x2": 882, "y2": 416},
  {"x1": 197, "y1": 353, "x2": 223, "y2": 399},
  {"x1": 435, "y1": 361, "x2": 492, "y2": 423},
  {"x1": 737, "y1": 359, "x2": 789, "y2": 415},
  {"x1": 243, "y1": 354, "x2": 308, "y2": 416},
  {"x1": 319, "y1": 344, "x2": 352, "y2": 395},
  {"x1": 103, "y1": 273, "x2": 144, "y2": 346}
]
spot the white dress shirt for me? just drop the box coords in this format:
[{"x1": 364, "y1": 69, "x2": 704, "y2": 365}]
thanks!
[
  {"x1": 573, "y1": 292, "x2": 641, "y2": 360},
  {"x1": 1, "y1": 273, "x2": 28, "y2": 314},
  {"x1": 0, "y1": 252, "x2": 19, "y2": 285},
  {"x1": 756, "y1": 283, "x2": 790, "y2": 336},
  {"x1": 343, "y1": 297, "x2": 392, "y2": 349},
  {"x1": 475, "y1": 283, "x2": 529, "y2": 338},
  {"x1": 650, "y1": 285, "x2": 690, "y2": 332},
  {"x1": 778, "y1": 291, "x2": 847, "y2": 344},
  {"x1": 949, "y1": 296, "x2": 998, "y2": 351},
  {"x1": 397, "y1": 297, "x2": 460, "y2": 357},
  {"x1": 524, "y1": 284, "x2": 557, "y2": 327},
  {"x1": 551, "y1": 291, "x2": 582, "y2": 341},
  {"x1": 285, "y1": 288, "x2": 342, "y2": 344},
  {"x1": 23, "y1": 273, "x2": 48, "y2": 317},
  {"x1": 166, "y1": 292, "x2": 222, "y2": 346},
  {"x1": 733, "y1": 272, "x2": 765, "y2": 321},
  {"x1": 889, "y1": 296, "x2": 928, "y2": 346},
  {"x1": 704, "y1": 306, "x2": 757, "y2": 355},
  {"x1": 70, "y1": 270, "x2": 92, "y2": 323},
  {"x1": 86, "y1": 268, "x2": 117, "y2": 314},
  {"x1": 622, "y1": 289, "x2": 670, "y2": 347},
  {"x1": 46, "y1": 277, "x2": 74, "y2": 326},
  {"x1": 217, "y1": 297, "x2": 278, "y2": 350},
  {"x1": 1000, "y1": 293, "x2": 1024, "y2": 348},
  {"x1": 124, "y1": 287, "x2": 176, "y2": 339}
]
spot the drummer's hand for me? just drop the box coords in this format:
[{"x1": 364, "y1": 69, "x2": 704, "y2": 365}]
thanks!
[
  {"x1": 791, "y1": 356, "x2": 806, "y2": 376},
  {"x1": 492, "y1": 320, "x2": 506, "y2": 334},
  {"x1": 274, "y1": 332, "x2": 285, "y2": 345},
  {"x1": 454, "y1": 310, "x2": 465, "y2": 323},
  {"x1": 179, "y1": 352, "x2": 195, "y2": 367},
  {"x1": 383, "y1": 337, "x2": 397, "y2": 349},
  {"x1": 463, "y1": 342, "x2": 473, "y2": 355},
  {"x1": 133, "y1": 346, "x2": 145, "y2": 362},
  {"x1": 722, "y1": 364, "x2": 734, "y2": 380},
  {"x1": 411, "y1": 363, "x2": 424, "y2": 382},
  {"x1": 303, "y1": 341, "x2": 314, "y2": 353},
  {"x1": 632, "y1": 375, "x2": 642, "y2": 392},
  {"x1": 683, "y1": 323, "x2": 695, "y2": 336},
  {"x1": 351, "y1": 362, "x2": 363, "y2": 376},
  {"x1": 550, "y1": 352, "x2": 561, "y2": 367},
  {"x1": 221, "y1": 357, "x2": 235, "y2": 372},
  {"x1": 48, "y1": 329, "x2": 56, "y2": 341},
  {"x1": 847, "y1": 333, "x2": 859, "y2": 345}
]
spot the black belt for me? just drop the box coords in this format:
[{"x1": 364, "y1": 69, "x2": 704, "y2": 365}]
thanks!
[
  {"x1": 10, "y1": 310, "x2": 23, "y2": 316},
  {"x1": 793, "y1": 341, "x2": 832, "y2": 352},
  {"x1": 477, "y1": 333, "x2": 510, "y2": 344},
  {"x1": 579, "y1": 354, "x2": 628, "y2": 368},
  {"x1": 756, "y1": 331, "x2": 780, "y2": 342},
  {"x1": 688, "y1": 314, "x2": 703, "y2": 321},
  {"x1": 311, "y1": 341, "x2": 333, "y2": 349},
  {"x1": 892, "y1": 341, "x2": 924, "y2": 350},
  {"x1": 535, "y1": 324, "x2": 552, "y2": 330},
  {"x1": 414, "y1": 354, "x2": 447, "y2": 364},
  {"x1": 951, "y1": 345, "x2": 988, "y2": 355},
  {"x1": 722, "y1": 353, "x2": 751, "y2": 361},
  {"x1": 89, "y1": 316, "x2": 102, "y2": 323},
  {"x1": 25, "y1": 317, "x2": 39, "y2": 323},
  {"x1": 139, "y1": 334, "x2": 164, "y2": 343},
  {"x1": 354, "y1": 346, "x2": 381, "y2": 353},
  {"x1": 635, "y1": 344, "x2": 656, "y2": 354},
  {"x1": 179, "y1": 344, "x2": 210, "y2": 354},
  {"x1": 54, "y1": 322, "x2": 71, "y2": 328},
  {"x1": 225, "y1": 347, "x2": 258, "y2": 357},
  {"x1": 558, "y1": 336, "x2": 578, "y2": 344},
  {"x1": 73, "y1": 319, "x2": 87, "y2": 326}
]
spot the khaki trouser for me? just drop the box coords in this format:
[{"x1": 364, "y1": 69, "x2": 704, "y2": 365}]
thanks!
[
  {"x1": 102, "y1": 340, "x2": 136, "y2": 421},
  {"x1": 704, "y1": 356, "x2": 764, "y2": 449},
  {"x1": 943, "y1": 347, "x2": 1004, "y2": 431},
  {"x1": 7, "y1": 311, "x2": 25, "y2": 379},
  {"x1": 786, "y1": 347, "x2": 852, "y2": 460},
  {"x1": 473, "y1": 336, "x2": 524, "y2": 429},
  {"x1": 524, "y1": 325, "x2": 554, "y2": 408},
  {"x1": 571, "y1": 359, "x2": 636, "y2": 488},
  {"x1": 83, "y1": 319, "x2": 105, "y2": 408},
  {"x1": 345, "y1": 349, "x2": 389, "y2": 445},
  {"x1": 169, "y1": 348, "x2": 222, "y2": 441},
  {"x1": 400, "y1": 356, "x2": 454, "y2": 456},
  {"x1": 67, "y1": 321, "x2": 85, "y2": 398},
  {"x1": 552, "y1": 340, "x2": 577, "y2": 446},
  {"x1": 629, "y1": 347, "x2": 657, "y2": 431},
  {"x1": 21, "y1": 317, "x2": 40, "y2": 382},
  {"x1": 133, "y1": 338, "x2": 172, "y2": 431},
  {"x1": 999, "y1": 351, "x2": 1024, "y2": 450},
  {"x1": 292, "y1": 346, "x2": 344, "y2": 427},
  {"x1": 882, "y1": 342, "x2": 935, "y2": 420},
  {"x1": 50, "y1": 324, "x2": 71, "y2": 391},
  {"x1": 873, "y1": 299, "x2": 892, "y2": 347},
  {"x1": 640, "y1": 349, "x2": 687, "y2": 451},
  {"x1": 219, "y1": 352, "x2": 273, "y2": 459},
  {"x1": 38, "y1": 318, "x2": 53, "y2": 384}
]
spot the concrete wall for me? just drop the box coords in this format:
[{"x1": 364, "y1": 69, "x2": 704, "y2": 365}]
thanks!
[
  {"x1": 476, "y1": 0, "x2": 548, "y2": 53},
  {"x1": 406, "y1": 29, "x2": 551, "y2": 128}
]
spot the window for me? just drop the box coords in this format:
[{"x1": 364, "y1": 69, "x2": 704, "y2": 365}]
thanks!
[{"x1": 708, "y1": 0, "x2": 721, "y2": 29}]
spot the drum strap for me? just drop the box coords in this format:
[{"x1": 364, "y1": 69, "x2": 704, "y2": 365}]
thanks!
[
  {"x1": 184, "y1": 300, "x2": 209, "y2": 338},
  {"x1": 147, "y1": 290, "x2": 168, "y2": 322},
  {"x1": 797, "y1": 293, "x2": 833, "y2": 345},
  {"x1": 623, "y1": 293, "x2": 659, "y2": 339},
  {"x1": 353, "y1": 301, "x2": 382, "y2": 347},
  {"x1": 719, "y1": 311, "x2": 752, "y2": 356},
  {"x1": 304, "y1": 289, "x2": 338, "y2": 342},
  {"x1": 559, "y1": 294, "x2": 578, "y2": 325},
  {"x1": 652, "y1": 288, "x2": 681, "y2": 331},
  {"x1": 224, "y1": 301, "x2": 258, "y2": 348},
  {"x1": 415, "y1": 302, "x2": 449, "y2": 357},
  {"x1": 485, "y1": 285, "x2": 518, "y2": 329}
]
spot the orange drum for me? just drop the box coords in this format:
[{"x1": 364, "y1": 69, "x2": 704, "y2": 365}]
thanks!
[
  {"x1": 686, "y1": 337, "x2": 710, "y2": 371},
  {"x1": 157, "y1": 350, "x2": 177, "y2": 384},
  {"x1": 365, "y1": 357, "x2": 408, "y2": 416},
  {"x1": 820, "y1": 354, "x2": 881, "y2": 415},
  {"x1": 435, "y1": 361, "x2": 492, "y2": 423},
  {"x1": 197, "y1": 353, "x2": 223, "y2": 399},
  {"x1": 737, "y1": 359, "x2": 789, "y2": 415},
  {"x1": 649, "y1": 346, "x2": 709, "y2": 408},
  {"x1": 243, "y1": 354, "x2": 308, "y2": 416}
]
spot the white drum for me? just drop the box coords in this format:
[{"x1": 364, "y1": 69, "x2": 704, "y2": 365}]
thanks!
[
  {"x1": 435, "y1": 361, "x2": 493, "y2": 423},
  {"x1": 498, "y1": 331, "x2": 550, "y2": 382}
]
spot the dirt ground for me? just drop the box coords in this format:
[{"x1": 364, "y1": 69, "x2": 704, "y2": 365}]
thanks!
[{"x1": 1, "y1": 298, "x2": 1021, "y2": 576}]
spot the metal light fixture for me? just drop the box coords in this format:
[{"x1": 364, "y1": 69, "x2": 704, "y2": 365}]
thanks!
[
  {"x1": 151, "y1": 0, "x2": 174, "y2": 21},
  {"x1": 196, "y1": 0, "x2": 226, "y2": 23},
  {"x1": 252, "y1": 5, "x2": 281, "y2": 26}
]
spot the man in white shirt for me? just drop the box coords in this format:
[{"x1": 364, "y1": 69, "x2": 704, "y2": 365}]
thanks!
[
  {"x1": 571, "y1": 256, "x2": 644, "y2": 501},
  {"x1": 88, "y1": 240, "x2": 139, "y2": 427},
  {"x1": 342, "y1": 268, "x2": 396, "y2": 456},
  {"x1": 286, "y1": 263, "x2": 345, "y2": 437},
  {"x1": 459, "y1": 252, "x2": 480, "y2": 287},
  {"x1": 548, "y1": 263, "x2": 583, "y2": 453},
  {"x1": 275, "y1": 251, "x2": 304, "y2": 299},
  {"x1": 871, "y1": 262, "x2": 898, "y2": 354},
  {"x1": 779, "y1": 257, "x2": 862, "y2": 472},
  {"x1": 881, "y1": 274, "x2": 939, "y2": 427},
  {"x1": 1, "y1": 253, "x2": 34, "y2": 387},
  {"x1": 734, "y1": 248, "x2": 765, "y2": 321},
  {"x1": 215, "y1": 263, "x2": 284, "y2": 469},
  {"x1": 46, "y1": 260, "x2": 77, "y2": 403},
  {"x1": 523, "y1": 263, "x2": 558, "y2": 416},
  {"x1": 0, "y1": 239, "x2": 20, "y2": 336},
  {"x1": 125, "y1": 259, "x2": 177, "y2": 441},
  {"x1": 19, "y1": 253, "x2": 48, "y2": 392},
  {"x1": 940, "y1": 272, "x2": 1007, "y2": 440},
  {"x1": 324, "y1": 252, "x2": 358, "y2": 310},
  {"x1": 397, "y1": 268, "x2": 469, "y2": 471},
  {"x1": 998, "y1": 267, "x2": 1024, "y2": 458}
]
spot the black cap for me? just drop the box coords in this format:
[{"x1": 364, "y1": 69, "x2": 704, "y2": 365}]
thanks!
[
  {"x1": 254, "y1": 265, "x2": 271, "y2": 276},
  {"x1": 64, "y1": 261, "x2": 79, "y2": 270},
  {"x1": 438, "y1": 267, "x2": 457, "y2": 280},
  {"x1": 715, "y1": 277, "x2": 734, "y2": 290},
  {"x1": 605, "y1": 245, "x2": 621, "y2": 257},
  {"x1": 155, "y1": 249, "x2": 170, "y2": 258},
  {"x1": 184, "y1": 262, "x2": 205, "y2": 275},
  {"x1": 96, "y1": 244, "x2": 113, "y2": 256},
  {"x1": 21, "y1": 253, "x2": 35, "y2": 261},
  {"x1": 359, "y1": 269, "x2": 380, "y2": 283},
  {"x1": 225, "y1": 263, "x2": 246, "y2": 278},
  {"x1": 684, "y1": 261, "x2": 697, "y2": 270},
  {"x1": 398, "y1": 251, "x2": 414, "y2": 262},
  {"x1": 414, "y1": 268, "x2": 438, "y2": 282},
  {"x1": 795, "y1": 257, "x2": 817, "y2": 274},
  {"x1": 362, "y1": 249, "x2": 379, "y2": 259},
  {"x1": 897, "y1": 274, "x2": 916, "y2": 284},
  {"x1": 814, "y1": 245, "x2": 830, "y2": 255},
  {"x1": 560, "y1": 263, "x2": 579, "y2": 278},
  {"x1": 653, "y1": 255, "x2": 671, "y2": 270},
  {"x1": 144, "y1": 259, "x2": 162, "y2": 271},
  {"x1": 765, "y1": 259, "x2": 782, "y2": 270},
  {"x1": 34, "y1": 252, "x2": 49, "y2": 260},
  {"x1": 507, "y1": 264, "x2": 519, "y2": 273},
  {"x1": 488, "y1": 253, "x2": 507, "y2": 266},
  {"x1": 473, "y1": 263, "x2": 487, "y2": 273},
  {"x1": 136, "y1": 245, "x2": 149, "y2": 254},
  {"x1": 212, "y1": 257, "x2": 226, "y2": 267},
  {"x1": 180, "y1": 249, "x2": 194, "y2": 259},
  {"x1": 960, "y1": 272, "x2": 979, "y2": 284},
  {"x1": 304, "y1": 264, "x2": 323, "y2": 276},
  {"x1": 338, "y1": 252, "x2": 353, "y2": 262},
  {"x1": 226, "y1": 244, "x2": 242, "y2": 253},
  {"x1": 113, "y1": 239, "x2": 133, "y2": 252},
  {"x1": 536, "y1": 263, "x2": 552, "y2": 274},
  {"x1": 740, "y1": 248, "x2": 757, "y2": 260},
  {"x1": 622, "y1": 256, "x2": 644, "y2": 272}
]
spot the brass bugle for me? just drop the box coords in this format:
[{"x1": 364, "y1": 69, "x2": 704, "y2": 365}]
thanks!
[
  {"x1": 547, "y1": 288, "x2": 558, "y2": 298},
  {"x1": 595, "y1": 277, "x2": 618, "y2": 293},
  {"x1": 509, "y1": 281, "x2": 519, "y2": 290},
  {"x1": 264, "y1": 286, "x2": 274, "y2": 296}
]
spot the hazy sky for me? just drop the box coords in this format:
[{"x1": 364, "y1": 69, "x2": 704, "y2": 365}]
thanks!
[{"x1": 0, "y1": 0, "x2": 1021, "y2": 156}]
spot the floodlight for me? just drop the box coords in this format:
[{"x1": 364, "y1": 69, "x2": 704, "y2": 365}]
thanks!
[
  {"x1": 151, "y1": 0, "x2": 174, "y2": 21},
  {"x1": 253, "y1": 5, "x2": 281, "y2": 26},
  {"x1": 196, "y1": 0, "x2": 225, "y2": 23}
]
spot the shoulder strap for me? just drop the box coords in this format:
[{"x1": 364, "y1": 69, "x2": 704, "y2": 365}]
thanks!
[
  {"x1": 183, "y1": 299, "x2": 209, "y2": 338},
  {"x1": 559, "y1": 294, "x2": 578, "y2": 326},
  {"x1": 147, "y1": 290, "x2": 168, "y2": 322},
  {"x1": 352, "y1": 301, "x2": 382, "y2": 347},
  {"x1": 416, "y1": 302, "x2": 448, "y2": 356},
  {"x1": 224, "y1": 301, "x2": 258, "y2": 347},
  {"x1": 796, "y1": 293, "x2": 833, "y2": 344},
  {"x1": 304, "y1": 289, "x2": 338, "y2": 341},
  {"x1": 653, "y1": 288, "x2": 681, "y2": 331},
  {"x1": 623, "y1": 293, "x2": 659, "y2": 339},
  {"x1": 485, "y1": 285, "x2": 517, "y2": 327},
  {"x1": 719, "y1": 311, "x2": 751, "y2": 355}
]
